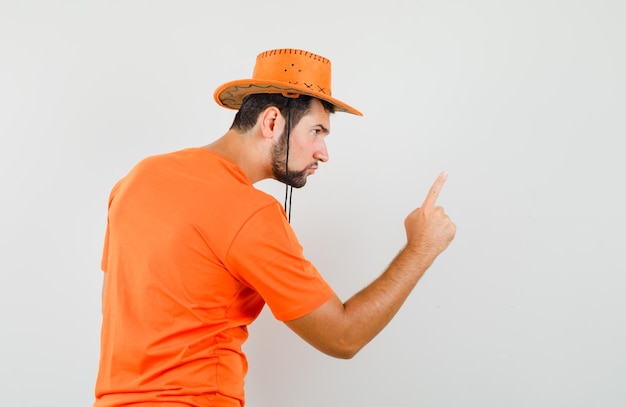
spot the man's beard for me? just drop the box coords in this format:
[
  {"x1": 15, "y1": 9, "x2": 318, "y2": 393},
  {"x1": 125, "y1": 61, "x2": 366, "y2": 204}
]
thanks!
[{"x1": 271, "y1": 130, "x2": 314, "y2": 189}]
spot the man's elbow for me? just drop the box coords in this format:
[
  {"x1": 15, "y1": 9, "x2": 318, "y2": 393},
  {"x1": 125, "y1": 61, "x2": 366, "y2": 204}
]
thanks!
[
  {"x1": 330, "y1": 348, "x2": 358, "y2": 360},
  {"x1": 321, "y1": 338, "x2": 363, "y2": 360}
]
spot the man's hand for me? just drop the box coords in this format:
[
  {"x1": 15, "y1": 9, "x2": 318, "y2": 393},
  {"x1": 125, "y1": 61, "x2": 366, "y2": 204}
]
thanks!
[{"x1": 404, "y1": 172, "x2": 456, "y2": 265}]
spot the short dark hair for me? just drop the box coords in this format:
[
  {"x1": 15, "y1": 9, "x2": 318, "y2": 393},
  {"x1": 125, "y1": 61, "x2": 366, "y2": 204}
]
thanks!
[{"x1": 230, "y1": 93, "x2": 335, "y2": 132}]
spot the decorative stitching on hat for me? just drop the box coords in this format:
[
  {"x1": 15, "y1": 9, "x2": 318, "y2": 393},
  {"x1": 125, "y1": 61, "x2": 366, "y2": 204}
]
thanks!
[
  {"x1": 257, "y1": 49, "x2": 330, "y2": 64},
  {"x1": 220, "y1": 84, "x2": 292, "y2": 107}
]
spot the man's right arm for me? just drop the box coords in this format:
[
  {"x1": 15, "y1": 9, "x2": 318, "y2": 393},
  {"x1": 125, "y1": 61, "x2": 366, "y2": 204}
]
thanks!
[{"x1": 285, "y1": 172, "x2": 456, "y2": 359}]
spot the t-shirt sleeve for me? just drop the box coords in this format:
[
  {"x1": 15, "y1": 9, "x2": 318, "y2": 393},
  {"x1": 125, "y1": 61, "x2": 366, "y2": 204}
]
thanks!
[
  {"x1": 101, "y1": 179, "x2": 124, "y2": 273},
  {"x1": 224, "y1": 203, "x2": 334, "y2": 321},
  {"x1": 101, "y1": 219, "x2": 110, "y2": 272}
]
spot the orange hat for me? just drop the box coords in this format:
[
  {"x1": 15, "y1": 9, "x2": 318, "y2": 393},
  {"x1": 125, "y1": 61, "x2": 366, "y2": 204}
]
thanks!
[{"x1": 214, "y1": 48, "x2": 362, "y2": 116}]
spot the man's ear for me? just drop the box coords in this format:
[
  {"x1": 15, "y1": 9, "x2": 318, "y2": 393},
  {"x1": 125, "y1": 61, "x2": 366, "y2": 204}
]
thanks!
[{"x1": 259, "y1": 106, "x2": 283, "y2": 140}]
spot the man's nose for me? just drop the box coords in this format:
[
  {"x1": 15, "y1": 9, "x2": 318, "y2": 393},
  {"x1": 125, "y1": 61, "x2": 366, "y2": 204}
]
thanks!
[{"x1": 314, "y1": 141, "x2": 329, "y2": 162}]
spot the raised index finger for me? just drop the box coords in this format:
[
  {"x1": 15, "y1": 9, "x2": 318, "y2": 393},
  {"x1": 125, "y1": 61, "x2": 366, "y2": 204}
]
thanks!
[{"x1": 422, "y1": 172, "x2": 448, "y2": 208}]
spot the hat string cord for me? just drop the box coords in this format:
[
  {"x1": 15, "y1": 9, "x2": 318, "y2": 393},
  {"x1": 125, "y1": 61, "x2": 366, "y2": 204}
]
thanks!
[{"x1": 284, "y1": 100, "x2": 293, "y2": 223}]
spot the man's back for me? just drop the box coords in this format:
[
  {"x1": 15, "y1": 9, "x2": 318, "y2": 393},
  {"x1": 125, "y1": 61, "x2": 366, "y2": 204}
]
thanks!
[{"x1": 95, "y1": 148, "x2": 333, "y2": 406}]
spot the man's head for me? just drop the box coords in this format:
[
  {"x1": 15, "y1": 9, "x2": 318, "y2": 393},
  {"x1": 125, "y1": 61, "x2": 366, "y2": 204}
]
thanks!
[
  {"x1": 231, "y1": 94, "x2": 334, "y2": 188},
  {"x1": 212, "y1": 48, "x2": 361, "y2": 193}
]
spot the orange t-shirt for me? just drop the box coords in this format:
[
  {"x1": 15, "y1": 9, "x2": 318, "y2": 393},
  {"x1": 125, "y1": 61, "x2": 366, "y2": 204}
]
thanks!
[{"x1": 95, "y1": 148, "x2": 334, "y2": 407}]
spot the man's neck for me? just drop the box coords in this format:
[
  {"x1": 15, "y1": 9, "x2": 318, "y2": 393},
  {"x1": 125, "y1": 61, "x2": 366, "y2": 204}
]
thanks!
[{"x1": 202, "y1": 130, "x2": 272, "y2": 184}]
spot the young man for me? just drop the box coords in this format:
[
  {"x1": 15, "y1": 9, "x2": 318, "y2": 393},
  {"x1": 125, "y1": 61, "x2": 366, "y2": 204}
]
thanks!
[{"x1": 95, "y1": 48, "x2": 455, "y2": 407}]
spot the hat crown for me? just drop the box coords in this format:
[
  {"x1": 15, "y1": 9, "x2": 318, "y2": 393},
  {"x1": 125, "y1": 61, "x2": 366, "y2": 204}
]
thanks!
[{"x1": 252, "y1": 49, "x2": 333, "y2": 98}]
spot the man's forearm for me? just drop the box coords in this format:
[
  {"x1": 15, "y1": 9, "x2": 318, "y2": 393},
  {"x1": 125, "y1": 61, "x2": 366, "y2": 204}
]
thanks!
[{"x1": 336, "y1": 246, "x2": 434, "y2": 356}]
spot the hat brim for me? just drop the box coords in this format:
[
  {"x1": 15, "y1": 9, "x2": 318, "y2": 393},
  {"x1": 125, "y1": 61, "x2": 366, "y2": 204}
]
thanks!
[{"x1": 214, "y1": 79, "x2": 363, "y2": 116}]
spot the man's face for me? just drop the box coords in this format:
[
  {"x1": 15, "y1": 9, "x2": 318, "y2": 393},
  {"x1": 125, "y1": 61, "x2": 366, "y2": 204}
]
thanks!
[{"x1": 271, "y1": 99, "x2": 331, "y2": 188}]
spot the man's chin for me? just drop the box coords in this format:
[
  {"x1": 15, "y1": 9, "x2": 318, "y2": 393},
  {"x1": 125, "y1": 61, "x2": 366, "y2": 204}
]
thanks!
[
  {"x1": 273, "y1": 172, "x2": 308, "y2": 188},
  {"x1": 286, "y1": 177, "x2": 307, "y2": 188}
]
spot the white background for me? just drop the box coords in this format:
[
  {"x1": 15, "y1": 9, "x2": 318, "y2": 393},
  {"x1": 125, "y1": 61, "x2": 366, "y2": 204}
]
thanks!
[{"x1": 1, "y1": 1, "x2": 625, "y2": 406}]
